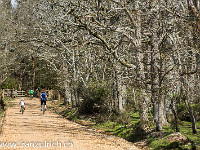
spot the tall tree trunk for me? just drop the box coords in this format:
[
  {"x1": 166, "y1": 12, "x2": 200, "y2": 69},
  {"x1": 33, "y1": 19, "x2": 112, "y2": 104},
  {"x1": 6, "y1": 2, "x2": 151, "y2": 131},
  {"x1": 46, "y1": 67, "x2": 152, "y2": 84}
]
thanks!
[
  {"x1": 0, "y1": 89, "x2": 5, "y2": 110},
  {"x1": 135, "y1": 0, "x2": 149, "y2": 125},
  {"x1": 117, "y1": 77, "x2": 124, "y2": 113},
  {"x1": 154, "y1": 95, "x2": 168, "y2": 131},
  {"x1": 64, "y1": 87, "x2": 70, "y2": 105},
  {"x1": 111, "y1": 62, "x2": 119, "y2": 112},
  {"x1": 170, "y1": 98, "x2": 180, "y2": 132},
  {"x1": 62, "y1": 62, "x2": 71, "y2": 105},
  {"x1": 150, "y1": 3, "x2": 168, "y2": 131},
  {"x1": 156, "y1": 101, "x2": 162, "y2": 131},
  {"x1": 19, "y1": 74, "x2": 22, "y2": 91},
  {"x1": 156, "y1": 96, "x2": 168, "y2": 131},
  {"x1": 140, "y1": 92, "x2": 149, "y2": 127},
  {"x1": 111, "y1": 75, "x2": 117, "y2": 112},
  {"x1": 71, "y1": 91, "x2": 74, "y2": 108},
  {"x1": 32, "y1": 56, "x2": 36, "y2": 89},
  {"x1": 115, "y1": 63, "x2": 124, "y2": 113},
  {"x1": 184, "y1": 95, "x2": 198, "y2": 134}
]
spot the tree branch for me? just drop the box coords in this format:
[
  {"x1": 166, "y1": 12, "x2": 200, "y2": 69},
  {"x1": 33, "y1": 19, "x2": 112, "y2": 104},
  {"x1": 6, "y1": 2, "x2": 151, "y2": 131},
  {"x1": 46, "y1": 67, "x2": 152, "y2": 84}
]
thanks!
[
  {"x1": 180, "y1": 67, "x2": 198, "y2": 76},
  {"x1": 69, "y1": 9, "x2": 135, "y2": 69},
  {"x1": 160, "y1": 65, "x2": 175, "y2": 84},
  {"x1": 111, "y1": 0, "x2": 134, "y2": 25},
  {"x1": 188, "y1": 0, "x2": 200, "y2": 21}
]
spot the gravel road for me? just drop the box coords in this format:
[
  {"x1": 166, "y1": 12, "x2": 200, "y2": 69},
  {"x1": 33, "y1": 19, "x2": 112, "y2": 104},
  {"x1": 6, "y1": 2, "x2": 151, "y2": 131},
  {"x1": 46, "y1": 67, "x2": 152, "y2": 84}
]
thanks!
[{"x1": 0, "y1": 97, "x2": 140, "y2": 150}]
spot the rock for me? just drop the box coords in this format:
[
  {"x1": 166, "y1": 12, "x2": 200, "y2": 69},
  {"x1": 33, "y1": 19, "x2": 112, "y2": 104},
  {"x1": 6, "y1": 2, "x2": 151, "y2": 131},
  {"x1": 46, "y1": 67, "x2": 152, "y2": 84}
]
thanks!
[{"x1": 165, "y1": 132, "x2": 189, "y2": 144}]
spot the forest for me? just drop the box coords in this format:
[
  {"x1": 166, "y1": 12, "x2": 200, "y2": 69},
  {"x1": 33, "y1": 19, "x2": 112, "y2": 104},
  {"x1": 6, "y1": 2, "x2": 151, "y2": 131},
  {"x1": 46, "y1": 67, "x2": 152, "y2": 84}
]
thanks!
[{"x1": 0, "y1": 0, "x2": 200, "y2": 149}]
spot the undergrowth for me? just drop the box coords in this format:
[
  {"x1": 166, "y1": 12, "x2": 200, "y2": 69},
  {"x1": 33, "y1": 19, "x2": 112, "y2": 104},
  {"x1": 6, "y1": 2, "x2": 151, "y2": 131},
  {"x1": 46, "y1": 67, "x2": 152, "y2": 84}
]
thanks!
[{"x1": 51, "y1": 102, "x2": 200, "y2": 150}]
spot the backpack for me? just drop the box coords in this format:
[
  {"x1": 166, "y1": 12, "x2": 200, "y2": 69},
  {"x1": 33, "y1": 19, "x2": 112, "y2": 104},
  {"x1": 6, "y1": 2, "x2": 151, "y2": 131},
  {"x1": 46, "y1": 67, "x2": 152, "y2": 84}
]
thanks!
[{"x1": 41, "y1": 93, "x2": 46, "y2": 100}]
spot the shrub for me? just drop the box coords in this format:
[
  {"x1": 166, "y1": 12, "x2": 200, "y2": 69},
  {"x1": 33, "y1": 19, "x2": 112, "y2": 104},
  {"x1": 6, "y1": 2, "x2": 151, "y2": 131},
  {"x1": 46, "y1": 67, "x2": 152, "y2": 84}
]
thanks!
[
  {"x1": 192, "y1": 104, "x2": 200, "y2": 121},
  {"x1": 115, "y1": 112, "x2": 131, "y2": 125},
  {"x1": 176, "y1": 102, "x2": 200, "y2": 122},
  {"x1": 78, "y1": 80, "x2": 110, "y2": 114},
  {"x1": 177, "y1": 103, "x2": 190, "y2": 122},
  {"x1": 127, "y1": 121, "x2": 147, "y2": 142}
]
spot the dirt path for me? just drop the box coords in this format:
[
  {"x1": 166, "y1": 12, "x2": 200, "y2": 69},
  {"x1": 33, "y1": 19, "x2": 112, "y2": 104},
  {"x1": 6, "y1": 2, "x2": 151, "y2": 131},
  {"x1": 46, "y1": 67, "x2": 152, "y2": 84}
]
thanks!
[{"x1": 0, "y1": 97, "x2": 140, "y2": 150}]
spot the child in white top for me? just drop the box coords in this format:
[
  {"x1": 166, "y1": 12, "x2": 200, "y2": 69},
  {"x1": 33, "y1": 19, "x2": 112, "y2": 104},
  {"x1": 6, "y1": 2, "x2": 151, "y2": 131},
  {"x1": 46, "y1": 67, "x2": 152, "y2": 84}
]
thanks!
[{"x1": 20, "y1": 98, "x2": 25, "y2": 111}]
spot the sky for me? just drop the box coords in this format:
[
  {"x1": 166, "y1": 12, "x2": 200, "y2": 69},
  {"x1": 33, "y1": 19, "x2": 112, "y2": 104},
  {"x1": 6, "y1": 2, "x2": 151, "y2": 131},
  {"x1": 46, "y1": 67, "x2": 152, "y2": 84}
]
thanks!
[{"x1": 11, "y1": 0, "x2": 18, "y2": 9}]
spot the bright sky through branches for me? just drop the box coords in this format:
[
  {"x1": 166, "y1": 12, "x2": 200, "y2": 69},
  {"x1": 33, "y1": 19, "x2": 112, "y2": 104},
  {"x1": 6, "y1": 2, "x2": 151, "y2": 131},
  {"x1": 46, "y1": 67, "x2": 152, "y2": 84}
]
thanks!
[{"x1": 11, "y1": 0, "x2": 18, "y2": 9}]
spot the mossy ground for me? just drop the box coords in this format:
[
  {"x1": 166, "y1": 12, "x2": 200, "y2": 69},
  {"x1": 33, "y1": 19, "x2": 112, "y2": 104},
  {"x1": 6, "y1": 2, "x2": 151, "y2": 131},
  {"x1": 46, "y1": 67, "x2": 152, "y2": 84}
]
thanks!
[{"x1": 49, "y1": 102, "x2": 200, "y2": 150}]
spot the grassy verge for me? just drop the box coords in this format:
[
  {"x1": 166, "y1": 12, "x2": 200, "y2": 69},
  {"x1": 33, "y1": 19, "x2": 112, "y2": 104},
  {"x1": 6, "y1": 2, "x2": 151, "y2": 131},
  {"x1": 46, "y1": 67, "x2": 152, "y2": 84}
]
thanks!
[
  {"x1": 0, "y1": 109, "x2": 4, "y2": 119},
  {"x1": 0, "y1": 108, "x2": 5, "y2": 133},
  {"x1": 3, "y1": 97, "x2": 15, "y2": 108},
  {"x1": 49, "y1": 103, "x2": 200, "y2": 150},
  {"x1": 147, "y1": 123, "x2": 200, "y2": 150},
  {"x1": 0, "y1": 97, "x2": 12, "y2": 134}
]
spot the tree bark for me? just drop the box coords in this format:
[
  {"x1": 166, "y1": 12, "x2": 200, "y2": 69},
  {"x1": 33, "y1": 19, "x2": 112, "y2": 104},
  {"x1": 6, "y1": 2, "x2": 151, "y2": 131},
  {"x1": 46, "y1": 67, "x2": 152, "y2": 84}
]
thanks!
[
  {"x1": 19, "y1": 74, "x2": 22, "y2": 91},
  {"x1": 140, "y1": 93, "x2": 149, "y2": 127},
  {"x1": 32, "y1": 56, "x2": 36, "y2": 89},
  {"x1": 117, "y1": 79, "x2": 124, "y2": 113},
  {"x1": 184, "y1": 96, "x2": 198, "y2": 134},
  {"x1": 111, "y1": 74, "x2": 117, "y2": 112},
  {"x1": 135, "y1": 0, "x2": 149, "y2": 125},
  {"x1": 170, "y1": 100, "x2": 180, "y2": 132},
  {"x1": 62, "y1": 62, "x2": 71, "y2": 105},
  {"x1": 153, "y1": 95, "x2": 168, "y2": 131}
]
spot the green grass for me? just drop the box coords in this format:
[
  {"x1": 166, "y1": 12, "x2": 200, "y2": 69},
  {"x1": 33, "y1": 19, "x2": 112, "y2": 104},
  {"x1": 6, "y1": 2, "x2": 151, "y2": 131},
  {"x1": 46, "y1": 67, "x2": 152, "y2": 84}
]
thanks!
[
  {"x1": 93, "y1": 112, "x2": 200, "y2": 149},
  {"x1": 0, "y1": 109, "x2": 4, "y2": 117},
  {"x1": 148, "y1": 136, "x2": 193, "y2": 150},
  {"x1": 93, "y1": 111, "x2": 147, "y2": 142},
  {"x1": 55, "y1": 104, "x2": 200, "y2": 150},
  {"x1": 3, "y1": 97, "x2": 13, "y2": 102},
  {"x1": 179, "y1": 122, "x2": 200, "y2": 149},
  {"x1": 147, "y1": 122, "x2": 200, "y2": 150},
  {"x1": 94, "y1": 121, "x2": 136, "y2": 141},
  {"x1": 60, "y1": 108, "x2": 78, "y2": 121},
  {"x1": 3, "y1": 97, "x2": 15, "y2": 107}
]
